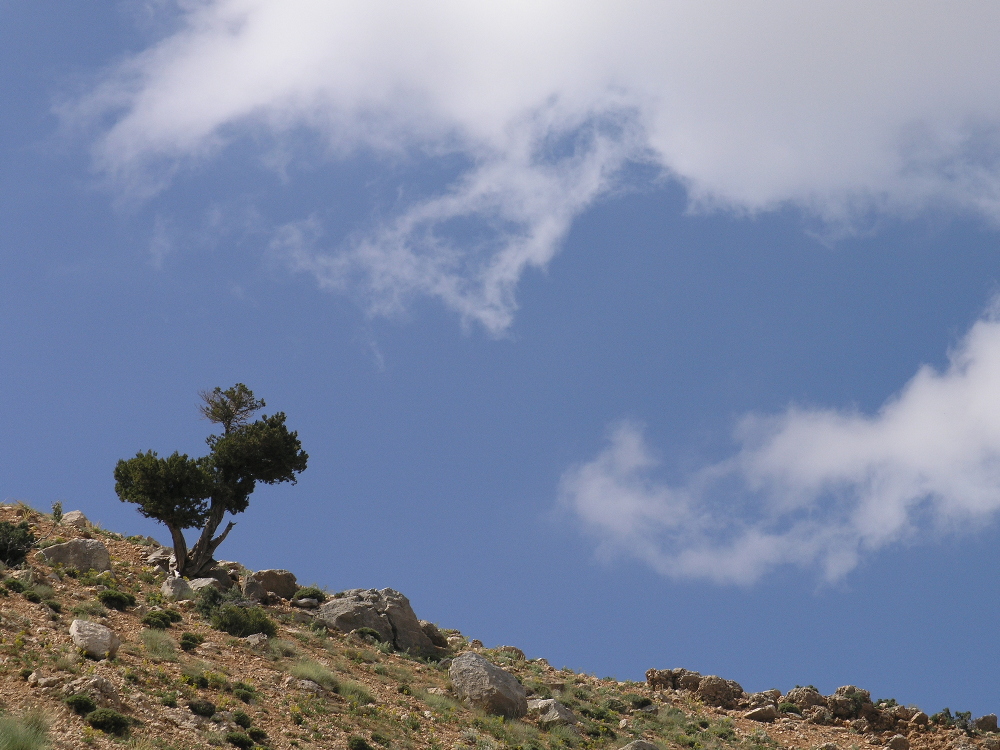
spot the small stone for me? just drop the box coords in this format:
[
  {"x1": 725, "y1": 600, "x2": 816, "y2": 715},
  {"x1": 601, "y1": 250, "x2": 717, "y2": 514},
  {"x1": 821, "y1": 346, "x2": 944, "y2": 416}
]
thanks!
[
  {"x1": 746, "y1": 706, "x2": 777, "y2": 722},
  {"x1": 244, "y1": 633, "x2": 269, "y2": 648},
  {"x1": 886, "y1": 735, "x2": 909, "y2": 750}
]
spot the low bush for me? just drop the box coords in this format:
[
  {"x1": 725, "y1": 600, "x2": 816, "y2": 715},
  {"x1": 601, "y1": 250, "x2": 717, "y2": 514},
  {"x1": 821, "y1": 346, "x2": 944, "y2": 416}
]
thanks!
[
  {"x1": 340, "y1": 680, "x2": 375, "y2": 705},
  {"x1": 210, "y1": 604, "x2": 277, "y2": 638},
  {"x1": 71, "y1": 601, "x2": 107, "y2": 618},
  {"x1": 4, "y1": 578, "x2": 26, "y2": 593},
  {"x1": 86, "y1": 708, "x2": 130, "y2": 736},
  {"x1": 290, "y1": 659, "x2": 339, "y2": 692},
  {"x1": 232, "y1": 681, "x2": 257, "y2": 704},
  {"x1": 232, "y1": 710, "x2": 252, "y2": 729},
  {"x1": 352, "y1": 627, "x2": 384, "y2": 643},
  {"x1": 624, "y1": 693, "x2": 653, "y2": 709},
  {"x1": 141, "y1": 629, "x2": 178, "y2": 661},
  {"x1": 247, "y1": 727, "x2": 268, "y2": 742},
  {"x1": 225, "y1": 732, "x2": 254, "y2": 749},
  {"x1": 348, "y1": 736, "x2": 375, "y2": 750},
  {"x1": 141, "y1": 610, "x2": 179, "y2": 629},
  {"x1": 179, "y1": 632, "x2": 204, "y2": 652},
  {"x1": 779, "y1": 702, "x2": 801, "y2": 715},
  {"x1": 292, "y1": 586, "x2": 327, "y2": 603},
  {"x1": 96, "y1": 589, "x2": 135, "y2": 611},
  {"x1": 188, "y1": 699, "x2": 216, "y2": 718},
  {"x1": 22, "y1": 590, "x2": 41, "y2": 604},
  {"x1": 65, "y1": 693, "x2": 97, "y2": 715},
  {"x1": 0, "y1": 521, "x2": 35, "y2": 566}
]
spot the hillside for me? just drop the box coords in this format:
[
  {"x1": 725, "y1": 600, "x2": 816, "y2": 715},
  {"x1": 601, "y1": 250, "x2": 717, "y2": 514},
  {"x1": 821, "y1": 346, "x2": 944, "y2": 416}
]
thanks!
[{"x1": 0, "y1": 503, "x2": 995, "y2": 750}]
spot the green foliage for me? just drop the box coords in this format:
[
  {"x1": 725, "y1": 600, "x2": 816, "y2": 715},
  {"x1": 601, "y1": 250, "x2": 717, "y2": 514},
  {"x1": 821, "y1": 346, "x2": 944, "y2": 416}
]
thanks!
[
  {"x1": 232, "y1": 710, "x2": 252, "y2": 729},
  {"x1": 247, "y1": 727, "x2": 267, "y2": 743},
  {"x1": 86, "y1": 708, "x2": 130, "y2": 736},
  {"x1": 0, "y1": 709, "x2": 49, "y2": 750},
  {"x1": 22, "y1": 590, "x2": 41, "y2": 604},
  {"x1": 624, "y1": 693, "x2": 653, "y2": 709},
  {"x1": 96, "y1": 589, "x2": 135, "y2": 610},
  {"x1": 292, "y1": 587, "x2": 327, "y2": 603},
  {"x1": 3, "y1": 578, "x2": 26, "y2": 593},
  {"x1": 340, "y1": 680, "x2": 375, "y2": 705},
  {"x1": 50, "y1": 502, "x2": 63, "y2": 525},
  {"x1": 351, "y1": 627, "x2": 383, "y2": 643},
  {"x1": 778, "y1": 702, "x2": 801, "y2": 715},
  {"x1": 179, "y1": 632, "x2": 204, "y2": 652},
  {"x1": 188, "y1": 700, "x2": 216, "y2": 718},
  {"x1": 931, "y1": 708, "x2": 973, "y2": 732},
  {"x1": 71, "y1": 601, "x2": 107, "y2": 618},
  {"x1": 65, "y1": 694, "x2": 98, "y2": 715},
  {"x1": 114, "y1": 451, "x2": 212, "y2": 530},
  {"x1": 0, "y1": 522, "x2": 36, "y2": 566},
  {"x1": 141, "y1": 610, "x2": 181, "y2": 629},
  {"x1": 232, "y1": 682, "x2": 257, "y2": 704},
  {"x1": 224, "y1": 732, "x2": 253, "y2": 749},
  {"x1": 348, "y1": 737, "x2": 375, "y2": 750},
  {"x1": 210, "y1": 605, "x2": 276, "y2": 638}
]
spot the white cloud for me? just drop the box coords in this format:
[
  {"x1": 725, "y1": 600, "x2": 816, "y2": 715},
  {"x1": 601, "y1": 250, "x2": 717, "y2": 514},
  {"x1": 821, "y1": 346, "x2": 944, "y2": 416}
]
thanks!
[
  {"x1": 560, "y1": 306, "x2": 1000, "y2": 584},
  {"x1": 80, "y1": 1, "x2": 1000, "y2": 329}
]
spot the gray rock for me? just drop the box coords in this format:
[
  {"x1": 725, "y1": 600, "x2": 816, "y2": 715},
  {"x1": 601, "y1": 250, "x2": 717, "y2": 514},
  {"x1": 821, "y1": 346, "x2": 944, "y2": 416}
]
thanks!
[
  {"x1": 420, "y1": 620, "x2": 450, "y2": 648},
  {"x1": 161, "y1": 577, "x2": 194, "y2": 601},
  {"x1": 200, "y1": 565, "x2": 235, "y2": 591},
  {"x1": 189, "y1": 578, "x2": 223, "y2": 592},
  {"x1": 746, "y1": 706, "x2": 777, "y2": 722},
  {"x1": 450, "y1": 652, "x2": 527, "y2": 718},
  {"x1": 292, "y1": 597, "x2": 319, "y2": 608},
  {"x1": 248, "y1": 569, "x2": 298, "y2": 600},
  {"x1": 619, "y1": 742, "x2": 659, "y2": 750},
  {"x1": 784, "y1": 686, "x2": 827, "y2": 708},
  {"x1": 909, "y1": 711, "x2": 929, "y2": 726},
  {"x1": 39, "y1": 539, "x2": 111, "y2": 572},
  {"x1": 316, "y1": 588, "x2": 439, "y2": 655},
  {"x1": 696, "y1": 675, "x2": 744, "y2": 708},
  {"x1": 976, "y1": 715, "x2": 999, "y2": 733},
  {"x1": 646, "y1": 668, "x2": 674, "y2": 690},
  {"x1": 61, "y1": 510, "x2": 90, "y2": 528},
  {"x1": 527, "y1": 698, "x2": 578, "y2": 727},
  {"x1": 745, "y1": 691, "x2": 780, "y2": 709},
  {"x1": 242, "y1": 576, "x2": 268, "y2": 601},
  {"x1": 886, "y1": 735, "x2": 909, "y2": 750},
  {"x1": 675, "y1": 669, "x2": 702, "y2": 691},
  {"x1": 64, "y1": 675, "x2": 122, "y2": 708},
  {"x1": 244, "y1": 633, "x2": 269, "y2": 648},
  {"x1": 828, "y1": 686, "x2": 872, "y2": 719},
  {"x1": 146, "y1": 547, "x2": 174, "y2": 570},
  {"x1": 69, "y1": 619, "x2": 120, "y2": 659}
]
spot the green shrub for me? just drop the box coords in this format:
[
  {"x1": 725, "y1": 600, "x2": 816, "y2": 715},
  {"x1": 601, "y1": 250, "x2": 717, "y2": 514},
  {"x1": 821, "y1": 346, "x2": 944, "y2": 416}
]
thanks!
[
  {"x1": 371, "y1": 732, "x2": 391, "y2": 747},
  {"x1": 210, "y1": 605, "x2": 276, "y2": 638},
  {"x1": 224, "y1": 732, "x2": 254, "y2": 749},
  {"x1": 140, "y1": 629, "x2": 178, "y2": 661},
  {"x1": 232, "y1": 681, "x2": 257, "y2": 704},
  {"x1": 292, "y1": 586, "x2": 327, "y2": 603},
  {"x1": 0, "y1": 710, "x2": 49, "y2": 749},
  {"x1": 43, "y1": 600, "x2": 61, "y2": 613},
  {"x1": 65, "y1": 693, "x2": 97, "y2": 715},
  {"x1": 86, "y1": 708, "x2": 130, "y2": 736},
  {"x1": 179, "y1": 632, "x2": 204, "y2": 652},
  {"x1": 348, "y1": 737, "x2": 375, "y2": 750},
  {"x1": 4, "y1": 578, "x2": 26, "y2": 593},
  {"x1": 22, "y1": 590, "x2": 41, "y2": 604},
  {"x1": 71, "y1": 601, "x2": 107, "y2": 618},
  {"x1": 340, "y1": 680, "x2": 375, "y2": 705},
  {"x1": 160, "y1": 692, "x2": 178, "y2": 708},
  {"x1": 778, "y1": 702, "x2": 801, "y2": 715},
  {"x1": 232, "y1": 710, "x2": 252, "y2": 729},
  {"x1": 188, "y1": 699, "x2": 216, "y2": 718},
  {"x1": 181, "y1": 670, "x2": 209, "y2": 689},
  {"x1": 141, "y1": 611, "x2": 175, "y2": 629},
  {"x1": 624, "y1": 693, "x2": 653, "y2": 709},
  {"x1": 0, "y1": 521, "x2": 35, "y2": 566},
  {"x1": 352, "y1": 627, "x2": 384, "y2": 643},
  {"x1": 247, "y1": 727, "x2": 267, "y2": 742},
  {"x1": 96, "y1": 590, "x2": 135, "y2": 611}
]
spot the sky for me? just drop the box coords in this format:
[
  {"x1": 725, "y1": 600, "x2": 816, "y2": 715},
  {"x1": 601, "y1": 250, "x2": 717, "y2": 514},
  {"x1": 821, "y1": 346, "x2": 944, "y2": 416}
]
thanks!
[{"x1": 4, "y1": 0, "x2": 1000, "y2": 716}]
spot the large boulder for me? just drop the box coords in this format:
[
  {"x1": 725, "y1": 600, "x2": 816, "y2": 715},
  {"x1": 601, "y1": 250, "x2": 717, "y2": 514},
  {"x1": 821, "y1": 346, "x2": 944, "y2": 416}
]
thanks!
[
  {"x1": 450, "y1": 652, "x2": 527, "y2": 718},
  {"x1": 146, "y1": 547, "x2": 174, "y2": 571},
  {"x1": 784, "y1": 686, "x2": 827, "y2": 708},
  {"x1": 161, "y1": 577, "x2": 194, "y2": 601},
  {"x1": 69, "y1": 620, "x2": 120, "y2": 659},
  {"x1": 828, "y1": 686, "x2": 872, "y2": 720},
  {"x1": 248, "y1": 569, "x2": 298, "y2": 600},
  {"x1": 316, "y1": 588, "x2": 439, "y2": 655},
  {"x1": 696, "y1": 675, "x2": 744, "y2": 708},
  {"x1": 527, "y1": 698, "x2": 578, "y2": 727},
  {"x1": 61, "y1": 511, "x2": 90, "y2": 529},
  {"x1": 39, "y1": 539, "x2": 111, "y2": 572},
  {"x1": 200, "y1": 565, "x2": 235, "y2": 591},
  {"x1": 420, "y1": 620, "x2": 449, "y2": 648},
  {"x1": 976, "y1": 715, "x2": 1000, "y2": 733}
]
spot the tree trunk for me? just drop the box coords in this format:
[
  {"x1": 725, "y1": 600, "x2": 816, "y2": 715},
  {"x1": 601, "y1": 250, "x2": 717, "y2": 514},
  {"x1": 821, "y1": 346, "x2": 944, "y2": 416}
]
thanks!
[
  {"x1": 166, "y1": 524, "x2": 189, "y2": 578},
  {"x1": 181, "y1": 500, "x2": 236, "y2": 578}
]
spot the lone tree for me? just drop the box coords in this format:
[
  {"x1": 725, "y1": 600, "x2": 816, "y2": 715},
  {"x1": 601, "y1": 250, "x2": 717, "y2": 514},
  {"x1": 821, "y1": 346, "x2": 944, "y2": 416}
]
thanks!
[{"x1": 114, "y1": 384, "x2": 308, "y2": 577}]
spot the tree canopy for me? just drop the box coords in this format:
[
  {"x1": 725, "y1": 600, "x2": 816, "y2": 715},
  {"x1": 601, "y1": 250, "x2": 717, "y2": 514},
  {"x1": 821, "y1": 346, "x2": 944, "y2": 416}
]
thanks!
[{"x1": 114, "y1": 384, "x2": 308, "y2": 577}]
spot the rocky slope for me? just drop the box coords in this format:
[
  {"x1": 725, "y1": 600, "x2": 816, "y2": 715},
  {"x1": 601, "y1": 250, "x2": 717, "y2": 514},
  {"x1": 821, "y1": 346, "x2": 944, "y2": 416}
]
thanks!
[{"x1": 0, "y1": 503, "x2": 995, "y2": 750}]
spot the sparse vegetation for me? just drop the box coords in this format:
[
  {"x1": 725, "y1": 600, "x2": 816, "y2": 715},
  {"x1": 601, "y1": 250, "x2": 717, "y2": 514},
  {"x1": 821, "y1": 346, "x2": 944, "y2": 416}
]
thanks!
[
  {"x1": 0, "y1": 521, "x2": 36, "y2": 565},
  {"x1": 96, "y1": 589, "x2": 135, "y2": 610},
  {"x1": 141, "y1": 629, "x2": 178, "y2": 661},
  {"x1": 86, "y1": 708, "x2": 130, "y2": 736},
  {"x1": 0, "y1": 709, "x2": 49, "y2": 749}
]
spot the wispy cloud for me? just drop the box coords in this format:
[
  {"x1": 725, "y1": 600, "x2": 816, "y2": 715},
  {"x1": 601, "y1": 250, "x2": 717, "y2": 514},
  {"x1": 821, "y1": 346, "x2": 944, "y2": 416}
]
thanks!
[
  {"x1": 561, "y1": 305, "x2": 1000, "y2": 584},
  {"x1": 75, "y1": 1, "x2": 1000, "y2": 329}
]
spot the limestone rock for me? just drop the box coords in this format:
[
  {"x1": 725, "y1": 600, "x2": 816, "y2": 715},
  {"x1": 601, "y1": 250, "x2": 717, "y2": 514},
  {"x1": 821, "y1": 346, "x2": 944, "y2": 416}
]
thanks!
[
  {"x1": 909, "y1": 711, "x2": 929, "y2": 726},
  {"x1": 420, "y1": 620, "x2": 450, "y2": 648},
  {"x1": 316, "y1": 588, "x2": 438, "y2": 655},
  {"x1": 976, "y1": 715, "x2": 999, "y2": 733},
  {"x1": 39, "y1": 539, "x2": 111, "y2": 572},
  {"x1": 495, "y1": 645, "x2": 526, "y2": 660},
  {"x1": 200, "y1": 565, "x2": 235, "y2": 591},
  {"x1": 887, "y1": 735, "x2": 909, "y2": 750},
  {"x1": 242, "y1": 576, "x2": 268, "y2": 602},
  {"x1": 675, "y1": 669, "x2": 702, "y2": 691},
  {"x1": 745, "y1": 691, "x2": 780, "y2": 709},
  {"x1": 828, "y1": 686, "x2": 872, "y2": 719},
  {"x1": 528, "y1": 698, "x2": 578, "y2": 727},
  {"x1": 244, "y1": 633, "x2": 269, "y2": 648},
  {"x1": 161, "y1": 577, "x2": 194, "y2": 601},
  {"x1": 620, "y1": 741, "x2": 659, "y2": 750},
  {"x1": 450, "y1": 652, "x2": 527, "y2": 718},
  {"x1": 696, "y1": 675, "x2": 744, "y2": 708},
  {"x1": 292, "y1": 597, "x2": 319, "y2": 608},
  {"x1": 69, "y1": 619, "x2": 121, "y2": 659},
  {"x1": 64, "y1": 675, "x2": 122, "y2": 708},
  {"x1": 61, "y1": 510, "x2": 90, "y2": 528},
  {"x1": 785, "y1": 686, "x2": 827, "y2": 708},
  {"x1": 646, "y1": 668, "x2": 674, "y2": 690},
  {"x1": 189, "y1": 578, "x2": 223, "y2": 593},
  {"x1": 746, "y1": 706, "x2": 777, "y2": 722},
  {"x1": 146, "y1": 547, "x2": 174, "y2": 570},
  {"x1": 248, "y1": 569, "x2": 298, "y2": 600}
]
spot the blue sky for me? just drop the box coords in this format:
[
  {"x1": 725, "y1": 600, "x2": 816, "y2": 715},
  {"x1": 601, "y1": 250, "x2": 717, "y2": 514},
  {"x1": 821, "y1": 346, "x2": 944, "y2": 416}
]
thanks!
[{"x1": 5, "y1": 0, "x2": 1000, "y2": 715}]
